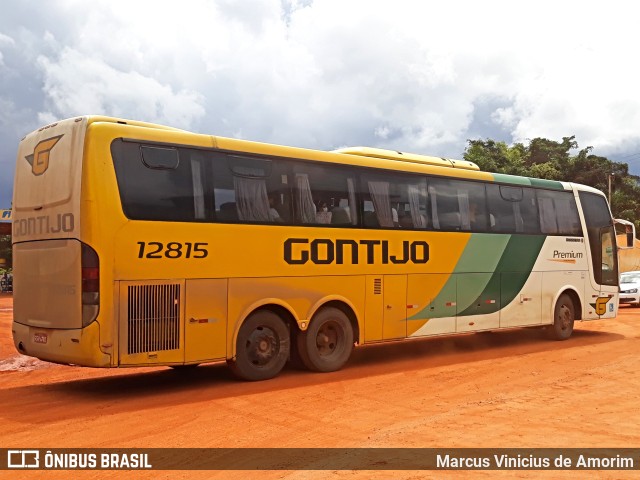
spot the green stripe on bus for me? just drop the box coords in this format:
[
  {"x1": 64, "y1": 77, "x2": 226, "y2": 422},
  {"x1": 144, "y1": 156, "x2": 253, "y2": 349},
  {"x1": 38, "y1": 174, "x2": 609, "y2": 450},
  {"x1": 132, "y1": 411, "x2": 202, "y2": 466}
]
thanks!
[
  {"x1": 457, "y1": 235, "x2": 546, "y2": 317},
  {"x1": 528, "y1": 178, "x2": 565, "y2": 190},
  {"x1": 452, "y1": 234, "x2": 510, "y2": 313},
  {"x1": 408, "y1": 234, "x2": 510, "y2": 320},
  {"x1": 491, "y1": 173, "x2": 532, "y2": 186}
]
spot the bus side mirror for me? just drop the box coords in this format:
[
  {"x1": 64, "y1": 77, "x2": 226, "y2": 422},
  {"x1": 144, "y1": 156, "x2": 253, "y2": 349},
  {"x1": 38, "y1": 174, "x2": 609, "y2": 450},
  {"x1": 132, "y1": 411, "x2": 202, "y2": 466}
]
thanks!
[{"x1": 615, "y1": 219, "x2": 636, "y2": 249}]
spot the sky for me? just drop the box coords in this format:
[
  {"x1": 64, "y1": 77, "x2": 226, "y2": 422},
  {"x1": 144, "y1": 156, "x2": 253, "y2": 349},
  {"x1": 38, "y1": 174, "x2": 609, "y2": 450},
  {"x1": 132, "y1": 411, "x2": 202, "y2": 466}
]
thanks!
[{"x1": 1, "y1": 0, "x2": 640, "y2": 209}]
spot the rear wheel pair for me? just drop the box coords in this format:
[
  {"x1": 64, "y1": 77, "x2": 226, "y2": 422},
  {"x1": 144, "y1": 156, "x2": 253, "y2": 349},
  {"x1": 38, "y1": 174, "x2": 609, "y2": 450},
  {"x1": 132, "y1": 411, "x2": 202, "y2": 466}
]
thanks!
[{"x1": 229, "y1": 307, "x2": 354, "y2": 381}]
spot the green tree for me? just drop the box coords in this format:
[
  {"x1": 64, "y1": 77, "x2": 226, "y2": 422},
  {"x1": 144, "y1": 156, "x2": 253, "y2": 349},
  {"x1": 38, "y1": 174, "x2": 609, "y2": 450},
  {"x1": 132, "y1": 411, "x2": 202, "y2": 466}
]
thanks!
[{"x1": 464, "y1": 139, "x2": 526, "y2": 175}]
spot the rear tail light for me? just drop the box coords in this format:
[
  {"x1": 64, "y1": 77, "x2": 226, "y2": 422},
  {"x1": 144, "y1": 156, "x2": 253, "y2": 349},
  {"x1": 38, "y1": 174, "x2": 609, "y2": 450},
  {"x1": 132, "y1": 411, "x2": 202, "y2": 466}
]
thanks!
[{"x1": 81, "y1": 243, "x2": 100, "y2": 326}]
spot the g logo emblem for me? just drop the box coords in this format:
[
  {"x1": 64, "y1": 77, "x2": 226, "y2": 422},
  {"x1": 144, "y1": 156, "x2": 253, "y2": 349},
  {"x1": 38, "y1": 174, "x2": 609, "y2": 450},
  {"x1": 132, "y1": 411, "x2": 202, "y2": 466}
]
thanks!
[
  {"x1": 25, "y1": 135, "x2": 63, "y2": 176},
  {"x1": 594, "y1": 297, "x2": 609, "y2": 316}
]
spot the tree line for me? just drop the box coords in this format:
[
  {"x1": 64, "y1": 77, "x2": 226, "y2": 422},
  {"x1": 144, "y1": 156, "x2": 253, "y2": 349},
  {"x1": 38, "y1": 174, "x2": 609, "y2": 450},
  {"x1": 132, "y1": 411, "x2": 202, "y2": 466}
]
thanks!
[{"x1": 463, "y1": 136, "x2": 640, "y2": 235}]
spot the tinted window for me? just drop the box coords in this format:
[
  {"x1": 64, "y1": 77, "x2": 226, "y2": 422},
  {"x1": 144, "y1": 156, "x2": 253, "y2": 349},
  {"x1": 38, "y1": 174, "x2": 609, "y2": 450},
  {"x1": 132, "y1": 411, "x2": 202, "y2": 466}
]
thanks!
[
  {"x1": 213, "y1": 154, "x2": 291, "y2": 223},
  {"x1": 113, "y1": 139, "x2": 592, "y2": 239},
  {"x1": 429, "y1": 178, "x2": 487, "y2": 232},
  {"x1": 579, "y1": 191, "x2": 617, "y2": 286},
  {"x1": 487, "y1": 185, "x2": 539, "y2": 234},
  {"x1": 537, "y1": 190, "x2": 582, "y2": 235},
  {"x1": 579, "y1": 192, "x2": 612, "y2": 228},
  {"x1": 291, "y1": 162, "x2": 358, "y2": 226},
  {"x1": 112, "y1": 140, "x2": 200, "y2": 221},
  {"x1": 359, "y1": 173, "x2": 428, "y2": 229},
  {"x1": 112, "y1": 142, "x2": 292, "y2": 224},
  {"x1": 140, "y1": 145, "x2": 180, "y2": 169}
]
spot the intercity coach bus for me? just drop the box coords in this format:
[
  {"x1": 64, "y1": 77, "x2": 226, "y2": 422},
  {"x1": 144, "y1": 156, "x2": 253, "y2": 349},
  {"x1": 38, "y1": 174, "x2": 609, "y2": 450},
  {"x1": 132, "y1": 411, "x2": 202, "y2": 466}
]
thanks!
[{"x1": 12, "y1": 116, "x2": 622, "y2": 380}]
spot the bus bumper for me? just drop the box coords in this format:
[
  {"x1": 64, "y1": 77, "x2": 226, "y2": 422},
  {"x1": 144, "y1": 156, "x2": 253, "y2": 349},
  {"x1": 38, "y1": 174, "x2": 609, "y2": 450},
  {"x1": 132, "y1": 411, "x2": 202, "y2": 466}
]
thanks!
[{"x1": 12, "y1": 320, "x2": 112, "y2": 367}]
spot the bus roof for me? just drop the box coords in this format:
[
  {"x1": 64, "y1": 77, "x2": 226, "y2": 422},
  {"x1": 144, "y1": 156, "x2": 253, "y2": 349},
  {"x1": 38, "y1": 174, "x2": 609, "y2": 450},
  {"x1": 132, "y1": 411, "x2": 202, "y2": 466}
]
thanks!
[
  {"x1": 84, "y1": 115, "x2": 187, "y2": 132},
  {"x1": 44, "y1": 115, "x2": 605, "y2": 196},
  {"x1": 334, "y1": 147, "x2": 480, "y2": 171}
]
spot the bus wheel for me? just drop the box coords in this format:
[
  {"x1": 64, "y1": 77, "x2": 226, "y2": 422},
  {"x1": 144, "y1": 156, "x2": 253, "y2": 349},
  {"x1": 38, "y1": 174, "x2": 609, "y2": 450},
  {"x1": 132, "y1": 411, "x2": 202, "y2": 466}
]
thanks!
[
  {"x1": 297, "y1": 307, "x2": 354, "y2": 372},
  {"x1": 547, "y1": 293, "x2": 575, "y2": 341},
  {"x1": 228, "y1": 311, "x2": 290, "y2": 381}
]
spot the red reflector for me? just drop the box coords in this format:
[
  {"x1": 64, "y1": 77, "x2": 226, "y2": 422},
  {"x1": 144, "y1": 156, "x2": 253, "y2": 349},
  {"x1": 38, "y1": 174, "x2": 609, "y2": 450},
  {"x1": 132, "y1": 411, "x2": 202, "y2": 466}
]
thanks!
[
  {"x1": 82, "y1": 267, "x2": 99, "y2": 280},
  {"x1": 83, "y1": 279, "x2": 99, "y2": 292},
  {"x1": 81, "y1": 243, "x2": 100, "y2": 322},
  {"x1": 82, "y1": 267, "x2": 99, "y2": 293}
]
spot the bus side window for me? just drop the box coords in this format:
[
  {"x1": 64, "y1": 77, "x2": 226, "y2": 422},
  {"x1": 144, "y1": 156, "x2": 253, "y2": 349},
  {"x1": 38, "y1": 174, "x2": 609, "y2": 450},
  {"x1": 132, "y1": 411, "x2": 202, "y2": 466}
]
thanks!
[
  {"x1": 487, "y1": 184, "x2": 536, "y2": 233},
  {"x1": 364, "y1": 179, "x2": 395, "y2": 228},
  {"x1": 430, "y1": 177, "x2": 487, "y2": 232},
  {"x1": 211, "y1": 156, "x2": 239, "y2": 222},
  {"x1": 488, "y1": 184, "x2": 516, "y2": 232},
  {"x1": 292, "y1": 162, "x2": 357, "y2": 227},
  {"x1": 361, "y1": 174, "x2": 428, "y2": 229},
  {"x1": 405, "y1": 182, "x2": 429, "y2": 229},
  {"x1": 112, "y1": 140, "x2": 199, "y2": 222},
  {"x1": 462, "y1": 183, "x2": 487, "y2": 232},
  {"x1": 267, "y1": 188, "x2": 290, "y2": 223},
  {"x1": 219, "y1": 155, "x2": 291, "y2": 224},
  {"x1": 538, "y1": 190, "x2": 581, "y2": 236},
  {"x1": 518, "y1": 188, "x2": 539, "y2": 233}
]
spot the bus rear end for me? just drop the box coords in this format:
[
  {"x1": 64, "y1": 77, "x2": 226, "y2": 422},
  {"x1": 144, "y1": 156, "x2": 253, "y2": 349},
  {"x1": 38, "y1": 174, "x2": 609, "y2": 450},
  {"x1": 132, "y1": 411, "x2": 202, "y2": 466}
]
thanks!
[{"x1": 11, "y1": 117, "x2": 109, "y2": 366}]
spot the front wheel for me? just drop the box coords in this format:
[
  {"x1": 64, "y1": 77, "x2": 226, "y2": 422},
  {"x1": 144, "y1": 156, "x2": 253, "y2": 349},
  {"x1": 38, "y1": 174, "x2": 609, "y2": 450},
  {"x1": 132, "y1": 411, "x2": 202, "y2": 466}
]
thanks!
[
  {"x1": 297, "y1": 307, "x2": 354, "y2": 372},
  {"x1": 228, "y1": 311, "x2": 290, "y2": 381},
  {"x1": 547, "y1": 293, "x2": 575, "y2": 341}
]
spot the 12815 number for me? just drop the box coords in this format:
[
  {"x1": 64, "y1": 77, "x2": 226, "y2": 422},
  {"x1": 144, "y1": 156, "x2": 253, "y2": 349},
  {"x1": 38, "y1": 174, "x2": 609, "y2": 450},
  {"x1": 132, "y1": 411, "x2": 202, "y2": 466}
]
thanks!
[{"x1": 137, "y1": 242, "x2": 209, "y2": 259}]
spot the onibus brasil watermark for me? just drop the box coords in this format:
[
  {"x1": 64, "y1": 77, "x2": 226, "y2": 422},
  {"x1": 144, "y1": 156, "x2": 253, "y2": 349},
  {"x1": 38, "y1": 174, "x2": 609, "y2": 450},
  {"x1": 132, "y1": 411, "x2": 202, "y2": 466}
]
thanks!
[{"x1": 3, "y1": 448, "x2": 640, "y2": 470}]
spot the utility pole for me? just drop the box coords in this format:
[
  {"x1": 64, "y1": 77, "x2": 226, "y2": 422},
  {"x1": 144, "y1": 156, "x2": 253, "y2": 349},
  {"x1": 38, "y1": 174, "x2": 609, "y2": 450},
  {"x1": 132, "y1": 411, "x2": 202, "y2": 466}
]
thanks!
[{"x1": 608, "y1": 173, "x2": 615, "y2": 204}]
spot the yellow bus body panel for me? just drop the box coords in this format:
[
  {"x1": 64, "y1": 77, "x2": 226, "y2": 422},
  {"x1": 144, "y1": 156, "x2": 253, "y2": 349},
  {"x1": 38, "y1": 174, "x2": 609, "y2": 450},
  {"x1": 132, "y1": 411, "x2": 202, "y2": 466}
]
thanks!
[{"x1": 82, "y1": 121, "x2": 478, "y2": 363}]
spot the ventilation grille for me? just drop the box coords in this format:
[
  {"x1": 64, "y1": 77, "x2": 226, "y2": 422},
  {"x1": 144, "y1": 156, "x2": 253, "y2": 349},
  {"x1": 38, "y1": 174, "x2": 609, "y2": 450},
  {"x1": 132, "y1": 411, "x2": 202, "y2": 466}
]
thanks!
[
  {"x1": 373, "y1": 278, "x2": 382, "y2": 295},
  {"x1": 127, "y1": 284, "x2": 180, "y2": 354}
]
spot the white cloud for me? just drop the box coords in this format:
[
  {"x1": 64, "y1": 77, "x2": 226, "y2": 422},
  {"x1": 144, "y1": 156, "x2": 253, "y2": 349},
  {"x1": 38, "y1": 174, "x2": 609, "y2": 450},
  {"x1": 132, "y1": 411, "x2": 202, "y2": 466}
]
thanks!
[
  {"x1": 36, "y1": 47, "x2": 206, "y2": 128},
  {"x1": 2, "y1": 0, "x2": 640, "y2": 209},
  {"x1": 6, "y1": 0, "x2": 640, "y2": 158},
  {"x1": 0, "y1": 32, "x2": 15, "y2": 66}
]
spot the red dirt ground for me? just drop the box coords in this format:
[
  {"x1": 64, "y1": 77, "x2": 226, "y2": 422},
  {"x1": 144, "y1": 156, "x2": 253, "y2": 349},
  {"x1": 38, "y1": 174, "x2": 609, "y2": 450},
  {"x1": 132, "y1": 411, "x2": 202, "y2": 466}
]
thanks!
[{"x1": 1, "y1": 292, "x2": 640, "y2": 479}]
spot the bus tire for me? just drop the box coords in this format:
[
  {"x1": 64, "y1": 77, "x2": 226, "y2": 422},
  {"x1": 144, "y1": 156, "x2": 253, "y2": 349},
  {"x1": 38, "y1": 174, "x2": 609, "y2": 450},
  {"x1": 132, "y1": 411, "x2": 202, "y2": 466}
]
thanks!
[
  {"x1": 547, "y1": 293, "x2": 575, "y2": 341},
  {"x1": 228, "y1": 311, "x2": 290, "y2": 381},
  {"x1": 296, "y1": 307, "x2": 354, "y2": 372}
]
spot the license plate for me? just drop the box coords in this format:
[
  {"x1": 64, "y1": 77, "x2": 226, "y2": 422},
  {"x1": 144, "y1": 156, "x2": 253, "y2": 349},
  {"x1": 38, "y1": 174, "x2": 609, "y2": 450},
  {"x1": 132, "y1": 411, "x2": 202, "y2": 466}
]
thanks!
[{"x1": 33, "y1": 333, "x2": 48, "y2": 344}]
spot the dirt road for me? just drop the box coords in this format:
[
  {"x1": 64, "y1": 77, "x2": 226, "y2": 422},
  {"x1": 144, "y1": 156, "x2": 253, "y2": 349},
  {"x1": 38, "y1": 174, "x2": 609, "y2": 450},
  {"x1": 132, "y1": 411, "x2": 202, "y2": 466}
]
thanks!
[{"x1": 1, "y1": 292, "x2": 640, "y2": 479}]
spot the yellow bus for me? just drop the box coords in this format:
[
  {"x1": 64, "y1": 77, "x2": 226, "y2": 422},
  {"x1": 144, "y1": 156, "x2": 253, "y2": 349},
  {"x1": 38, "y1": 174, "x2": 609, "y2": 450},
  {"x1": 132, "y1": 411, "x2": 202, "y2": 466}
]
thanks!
[{"x1": 11, "y1": 116, "x2": 621, "y2": 380}]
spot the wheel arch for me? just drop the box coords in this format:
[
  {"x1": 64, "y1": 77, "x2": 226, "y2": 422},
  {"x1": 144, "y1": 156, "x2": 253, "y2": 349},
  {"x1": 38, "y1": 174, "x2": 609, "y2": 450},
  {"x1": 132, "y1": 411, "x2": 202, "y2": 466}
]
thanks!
[
  {"x1": 229, "y1": 299, "x2": 299, "y2": 360},
  {"x1": 552, "y1": 287, "x2": 583, "y2": 321},
  {"x1": 309, "y1": 298, "x2": 360, "y2": 345}
]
